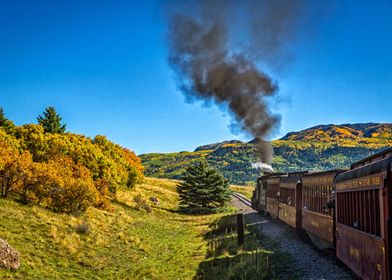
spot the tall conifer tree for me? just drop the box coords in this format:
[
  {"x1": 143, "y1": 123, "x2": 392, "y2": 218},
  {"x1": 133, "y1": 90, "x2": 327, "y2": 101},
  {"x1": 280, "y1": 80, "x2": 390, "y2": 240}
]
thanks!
[
  {"x1": 0, "y1": 107, "x2": 15, "y2": 133},
  {"x1": 177, "y1": 161, "x2": 231, "y2": 213},
  {"x1": 37, "y1": 106, "x2": 66, "y2": 134}
]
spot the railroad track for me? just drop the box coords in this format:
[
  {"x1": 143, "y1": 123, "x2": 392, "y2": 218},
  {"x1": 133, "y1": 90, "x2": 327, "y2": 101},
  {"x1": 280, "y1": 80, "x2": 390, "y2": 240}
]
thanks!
[{"x1": 232, "y1": 192, "x2": 252, "y2": 208}]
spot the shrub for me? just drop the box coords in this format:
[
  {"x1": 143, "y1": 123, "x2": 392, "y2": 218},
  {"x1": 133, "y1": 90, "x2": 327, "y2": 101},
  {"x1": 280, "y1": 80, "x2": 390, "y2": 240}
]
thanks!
[
  {"x1": 75, "y1": 220, "x2": 90, "y2": 235},
  {"x1": 0, "y1": 132, "x2": 32, "y2": 198},
  {"x1": 14, "y1": 125, "x2": 144, "y2": 194},
  {"x1": 0, "y1": 110, "x2": 144, "y2": 214},
  {"x1": 20, "y1": 157, "x2": 99, "y2": 214}
]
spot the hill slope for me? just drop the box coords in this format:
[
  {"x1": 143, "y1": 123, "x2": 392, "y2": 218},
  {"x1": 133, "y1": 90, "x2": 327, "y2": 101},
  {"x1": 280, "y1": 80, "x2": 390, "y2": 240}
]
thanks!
[
  {"x1": 0, "y1": 177, "x2": 290, "y2": 279},
  {"x1": 140, "y1": 123, "x2": 392, "y2": 185},
  {"x1": 0, "y1": 178, "x2": 227, "y2": 279},
  {"x1": 281, "y1": 123, "x2": 392, "y2": 142}
]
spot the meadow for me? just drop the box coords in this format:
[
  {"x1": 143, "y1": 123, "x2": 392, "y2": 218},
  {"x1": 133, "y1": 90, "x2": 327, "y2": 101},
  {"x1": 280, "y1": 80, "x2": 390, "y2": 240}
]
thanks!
[
  {"x1": 0, "y1": 178, "x2": 284, "y2": 279},
  {"x1": 229, "y1": 184, "x2": 254, "y2": 199}
]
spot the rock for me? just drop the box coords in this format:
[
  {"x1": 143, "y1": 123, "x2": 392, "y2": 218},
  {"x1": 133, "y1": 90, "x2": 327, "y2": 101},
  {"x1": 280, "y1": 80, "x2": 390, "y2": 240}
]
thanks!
[
  {"x1": 0, "y1": 239, "x2": 20, "y2": 270},
  {"x1": 149, "y1": 196, "x2": 160, "y2": 206}
]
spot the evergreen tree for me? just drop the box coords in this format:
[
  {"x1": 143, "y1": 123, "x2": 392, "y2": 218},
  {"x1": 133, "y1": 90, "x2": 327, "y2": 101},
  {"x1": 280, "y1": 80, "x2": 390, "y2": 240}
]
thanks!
[
  {"x1": 0, "y1": 107, "x2": 15, "y2": 133},
  {"x1": 37, "y1": 106, "x2": 66, "y2": 134},
  {"x1": 177, "y1": 161, "x2": 232, "y2": 213}
]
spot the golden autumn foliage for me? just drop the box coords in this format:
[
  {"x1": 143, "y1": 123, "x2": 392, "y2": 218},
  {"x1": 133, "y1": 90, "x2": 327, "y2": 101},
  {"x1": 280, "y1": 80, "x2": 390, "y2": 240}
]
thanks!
[
  {"x1": 0, "y1": 122, "x2": 143, "y2": 214},
  {"x1": 19, "y1": 158, "x2": 99, "y2": 214},
  {"x1": 0, "y1": 134, "x2": 31, "y2": 197}
]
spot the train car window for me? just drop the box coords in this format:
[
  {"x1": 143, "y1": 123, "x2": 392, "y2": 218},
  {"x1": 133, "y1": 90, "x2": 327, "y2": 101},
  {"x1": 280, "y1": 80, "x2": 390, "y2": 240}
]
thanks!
[
  {"x1": 266, "y1": 184, "x2": 279, "y2": 199},
  {"x1": 337, "y1": 189, "x2": 381, "y2": 237},
  {"x1": 279, "y1": 188, "x2": 295, "y2": 207},
  {"x1": 303, "y1": 185, "x2": 333, "y2": 216}
]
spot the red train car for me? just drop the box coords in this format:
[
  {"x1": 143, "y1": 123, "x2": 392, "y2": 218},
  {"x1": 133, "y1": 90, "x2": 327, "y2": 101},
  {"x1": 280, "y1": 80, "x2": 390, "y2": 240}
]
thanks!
[
  {"x1": 301, "y1": 169, "x2": 346, "y2": 249},
  {"x1": 266, "y1": 174, "x2": 286, "y2": 219},
  {"x1": 279, "y1": 172, "x2": 307, "y2": 229},
  {"x1": 351, "y1": 147, "x2": 392, "y2": 169},
  {"x1": 335, "y1": 151, "x2": 392, "y2": 279},
  {"x1": 252, "y1": 173, "x2": 285, "y2": 212}
]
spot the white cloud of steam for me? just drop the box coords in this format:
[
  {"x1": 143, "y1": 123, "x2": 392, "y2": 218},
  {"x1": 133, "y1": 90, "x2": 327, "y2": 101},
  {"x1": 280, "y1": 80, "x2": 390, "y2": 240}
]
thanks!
[{"x1": 251, "y1": 162, "x2": 274, "y2": 172}]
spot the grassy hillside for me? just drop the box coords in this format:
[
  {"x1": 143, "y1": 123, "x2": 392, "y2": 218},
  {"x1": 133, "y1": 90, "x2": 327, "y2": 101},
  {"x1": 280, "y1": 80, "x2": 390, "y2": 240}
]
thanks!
[
  {"x1": 0, "y1": 178, "x2": 223, "y2": 279},
  {"x1": 141, "y1": 123, "x2": 392, "y2": 185},
  {"x1": 0, "y1": 178, "x2": 283, "y2": 279}
]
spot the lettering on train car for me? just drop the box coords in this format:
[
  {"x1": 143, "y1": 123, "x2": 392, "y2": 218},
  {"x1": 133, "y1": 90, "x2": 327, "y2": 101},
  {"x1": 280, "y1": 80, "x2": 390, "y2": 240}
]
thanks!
[
  {"x1": 336, "y1": 174, "x2": 383, "y2": 190},
  {"x1": 304, "y1": 176, "x2": 334, "y2": 185},
  {"x1": 380, "y1": 246, "x2": 385, "y2": 255},
  {"x1": 349, "y1": 246, "x2": 360, "y2": 260}
]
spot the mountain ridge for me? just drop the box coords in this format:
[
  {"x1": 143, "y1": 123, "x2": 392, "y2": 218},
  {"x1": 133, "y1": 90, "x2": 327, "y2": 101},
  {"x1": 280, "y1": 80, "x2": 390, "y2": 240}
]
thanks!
[
  {"x1": 280, "y1": 123, "x2": 391, "y2": 142},
  {"x1": 140, "y1": 123, "x2": 392, "y2": 185}
]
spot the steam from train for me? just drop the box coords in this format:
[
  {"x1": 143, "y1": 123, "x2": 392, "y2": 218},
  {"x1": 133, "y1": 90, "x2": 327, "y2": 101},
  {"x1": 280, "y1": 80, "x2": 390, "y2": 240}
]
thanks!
[
  {"x1": 166, "y1": 0, "x2": 330, "y2": 166},
  {"x1": 251, "y1": 162, "x2": 274, "y2": 173}
]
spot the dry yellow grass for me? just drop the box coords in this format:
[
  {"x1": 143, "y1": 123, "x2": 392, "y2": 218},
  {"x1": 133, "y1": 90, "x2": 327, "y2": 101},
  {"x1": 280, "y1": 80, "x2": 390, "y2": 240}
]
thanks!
[
  {"x1": 0, "y1": 177, "x2": 234, "y2": 279},
  {"x1": 230, "y1": 184, "x2": 254, "y2": 199}
]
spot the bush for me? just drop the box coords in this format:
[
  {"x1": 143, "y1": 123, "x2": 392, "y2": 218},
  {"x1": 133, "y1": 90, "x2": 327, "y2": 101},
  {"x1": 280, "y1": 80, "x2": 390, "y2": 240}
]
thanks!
[
  {"x1": 0, "y1": 108, "x2": 144, "y2": 214},
  {"x1": 20, "y1": 157, "x2": 99, "y2": 214},
  {"x1": 0, "y1": 132, "x2": 32, "y2": 198},
  {"x1": 75, "y1": 220, "x2": 91, "y2": 235},
  {"x1": 14, "y1": 125, "x2": 144, "y2": 194}
]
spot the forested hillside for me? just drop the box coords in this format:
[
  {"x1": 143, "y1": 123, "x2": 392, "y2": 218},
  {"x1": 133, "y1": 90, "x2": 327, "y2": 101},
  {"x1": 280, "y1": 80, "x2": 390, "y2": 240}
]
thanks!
[{"x1": 141, "y1": 123, "x2": 392, "y2": 185}]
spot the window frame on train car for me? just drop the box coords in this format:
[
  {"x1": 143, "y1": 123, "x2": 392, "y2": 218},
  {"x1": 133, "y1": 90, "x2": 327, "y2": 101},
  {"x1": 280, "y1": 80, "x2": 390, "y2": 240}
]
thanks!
[{"x1": 335, "y1": 157, "x2": 392, "y2": 239}]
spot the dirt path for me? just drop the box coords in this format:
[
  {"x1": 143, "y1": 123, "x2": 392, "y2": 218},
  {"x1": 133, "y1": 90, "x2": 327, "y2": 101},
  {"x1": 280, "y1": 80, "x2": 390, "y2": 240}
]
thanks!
[{"x1": 231, "y1": 195, "x2": 355, "y2": 280}]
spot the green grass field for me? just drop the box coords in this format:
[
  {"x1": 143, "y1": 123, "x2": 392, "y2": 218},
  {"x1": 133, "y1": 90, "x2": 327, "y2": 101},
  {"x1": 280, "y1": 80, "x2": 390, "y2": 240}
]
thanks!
[
  {"x1": 0, "y1": 177, "x2": 285, "y2": 279},
  {"x1": 229, "y1": 184, "x2": 254, "y2": 199}
]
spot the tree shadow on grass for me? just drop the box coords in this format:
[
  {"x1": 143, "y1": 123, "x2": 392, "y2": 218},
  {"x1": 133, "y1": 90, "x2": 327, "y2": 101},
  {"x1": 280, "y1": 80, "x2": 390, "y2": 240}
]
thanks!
[
  {"x1": 194, "y1": 213, "x2": 276, "y2": 280},
  {"x1": 157, "y1": 206, "x2": 230, "y2": 216},
  {"x1": 195, "y1": 252, "x2": 270, "y2": 280},
  {"x1": 111, "y1": 199, "x2": 135, "y2": 211}
]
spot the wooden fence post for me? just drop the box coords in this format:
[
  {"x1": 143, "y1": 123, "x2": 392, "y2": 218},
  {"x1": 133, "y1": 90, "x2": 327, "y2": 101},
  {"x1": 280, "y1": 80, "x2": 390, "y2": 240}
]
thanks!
[{"x1": 237, "y1": 213, "x2": 245, "y2": 247}]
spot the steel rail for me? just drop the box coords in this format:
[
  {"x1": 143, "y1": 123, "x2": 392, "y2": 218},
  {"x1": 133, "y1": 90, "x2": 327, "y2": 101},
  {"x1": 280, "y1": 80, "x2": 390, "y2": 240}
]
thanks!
[{"x1": 232, "y1": 192, "x2": 252, "y2": 208}]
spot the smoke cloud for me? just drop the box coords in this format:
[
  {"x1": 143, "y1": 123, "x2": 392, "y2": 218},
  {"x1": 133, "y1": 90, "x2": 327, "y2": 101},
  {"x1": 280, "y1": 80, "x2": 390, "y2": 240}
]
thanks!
[
  {"x1": 166, "y1": 0, "x2": 320, "y2": 164},
  {"x1": 251, "y1": 162, "x2": 274, "y2": 173}
]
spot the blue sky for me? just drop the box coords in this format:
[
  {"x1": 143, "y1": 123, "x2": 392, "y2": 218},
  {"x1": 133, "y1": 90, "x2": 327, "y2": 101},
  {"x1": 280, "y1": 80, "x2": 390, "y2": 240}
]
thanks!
[{"x1": 0, "y1": 0, "x2": 391, "y2": 154}]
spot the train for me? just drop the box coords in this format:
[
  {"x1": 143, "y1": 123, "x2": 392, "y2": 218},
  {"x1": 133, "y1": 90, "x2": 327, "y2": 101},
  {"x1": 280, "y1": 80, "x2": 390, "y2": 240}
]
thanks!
[{"x1": 251, "y1": 147, "x2": 392, "y2": 280}]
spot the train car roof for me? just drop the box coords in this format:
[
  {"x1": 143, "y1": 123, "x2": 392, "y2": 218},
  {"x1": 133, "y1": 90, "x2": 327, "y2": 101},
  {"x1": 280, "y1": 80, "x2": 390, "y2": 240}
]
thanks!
[
  {"x1": 280, "y1": 176, "x2": 301, "y2": 183},
  {"x1": 350, "y1": 147, "x2": 392, "y2": 169},
  {"x1": 302, "y1": 169, "x2": 347, "y2": 177},
  {"x1": 336, "y1": 156, "x2": 392, "y2": 183},
  {"x1": 257, "y1": 172, "x2": 286, "y2": 181},
  {"x1": 287, "y1": 171, "x2": 309, "y2": 177},
  {"x1": 280, "y1": 171, "x2": 308, "y2": 183}
]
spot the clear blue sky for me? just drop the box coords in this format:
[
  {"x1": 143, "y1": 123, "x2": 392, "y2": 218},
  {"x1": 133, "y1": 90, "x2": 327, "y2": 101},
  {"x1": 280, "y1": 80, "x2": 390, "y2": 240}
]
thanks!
[{"x1": 0, "y1": 0, "x2": 391, "y2": 154}]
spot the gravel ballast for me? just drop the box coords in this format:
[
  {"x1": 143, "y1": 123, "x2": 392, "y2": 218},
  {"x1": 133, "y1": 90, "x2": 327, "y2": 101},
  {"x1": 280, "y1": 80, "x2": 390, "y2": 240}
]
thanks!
[{"x1": 231, "y1": 195, "x2": 356, "y2": 280}]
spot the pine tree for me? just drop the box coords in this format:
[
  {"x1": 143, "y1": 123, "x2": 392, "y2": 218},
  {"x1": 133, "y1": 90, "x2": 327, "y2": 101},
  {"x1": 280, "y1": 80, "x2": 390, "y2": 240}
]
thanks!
[
  {"x1": 37, "y1": 106, "x2": 66, "y2": 134},
  {"x1": 177, "y1": 161, "x2": 231, "y2": 213},
  {"x1": 0, "y1": 107, "x2": 15, "y2": 133}
]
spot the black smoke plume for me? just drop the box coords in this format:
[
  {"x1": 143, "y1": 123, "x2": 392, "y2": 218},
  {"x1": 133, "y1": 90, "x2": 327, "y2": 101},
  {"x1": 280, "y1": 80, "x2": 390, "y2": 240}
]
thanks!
[{"x1": 166, "y1": 0, "x2": 317, "y2": 164}]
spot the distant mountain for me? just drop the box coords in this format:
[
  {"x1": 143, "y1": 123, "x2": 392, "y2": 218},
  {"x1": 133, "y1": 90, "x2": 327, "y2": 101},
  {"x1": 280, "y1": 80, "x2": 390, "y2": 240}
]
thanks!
[
  {"x1": 194, "y1": 140, "x2": 243, "y2": 152},
  {"x1": 140, "y1": 123, "x2": 392, "y2": 185},
  {"x1": 281, "y1": 123, "x2": 392, "y2": 142}
]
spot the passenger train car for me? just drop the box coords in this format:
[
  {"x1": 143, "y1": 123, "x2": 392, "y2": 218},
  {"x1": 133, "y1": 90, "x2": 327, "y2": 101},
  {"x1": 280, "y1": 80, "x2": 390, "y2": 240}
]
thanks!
[
  {"x1": 251, "y1": 147, "x2": 392, "y2": 279},
  {"x1": 301, "y1": 169, "x2": 346, "y2": 249},
  {"x1": 335, "y1": 148, "x2": 392, "y2": 279},
  {"x1": 279, "y1": 171, "x2": 307, "y2": 230},
  {"x1": 251, "y1": 173, "x2": 286, "y2": 213}
]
